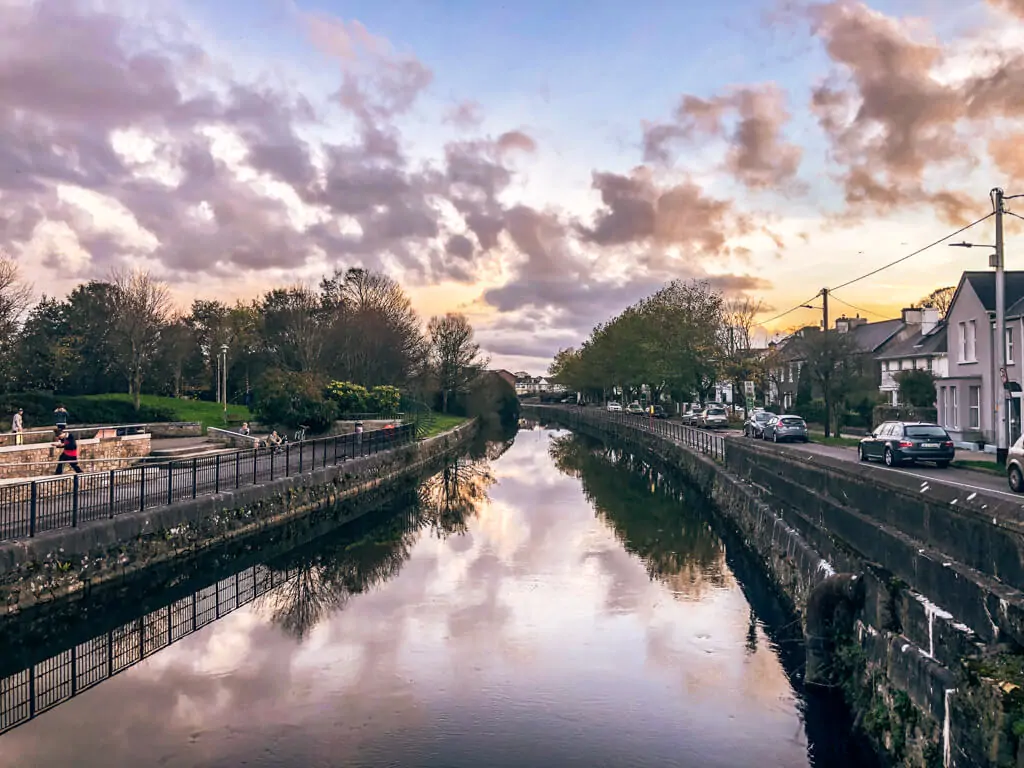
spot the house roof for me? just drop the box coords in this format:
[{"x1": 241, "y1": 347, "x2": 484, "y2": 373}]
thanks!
[
  {"x1": 955, "y1": 271, "x2": 1024, "y2": 316},
  {"x1": 876, "y1": 322, "x2": 947, "y2": 360},
  {"x1": 848, "y1": 318, "x2": 904, "y2": 353}
]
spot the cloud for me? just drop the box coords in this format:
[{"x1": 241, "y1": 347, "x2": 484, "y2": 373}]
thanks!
[
  {"x1": 643, "y1": 85, "x2": 803, "y2": 190},
  {"x1": 988, "y1": 0, "x2": 1024, "y2": 18}
]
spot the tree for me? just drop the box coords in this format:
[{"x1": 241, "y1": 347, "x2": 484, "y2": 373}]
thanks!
[
  {"x1": 896, "y1": 369, "x2": 937, "y2": 408},
  {"x1": 0, "y1": 254, "x2": 32, "y2": 390},
  {"x1": 253, "y1": 368, "x2": 338, "y2": 431},
  {"x1": 918, "y1": 286, "x2": 955, "y2": 318},
  {"x1": 109, "y1": 270, "x2": 171, "y2": 410},
  {"x1": 796, "y1": 330, "x2": 863, "y2": 437},
  {"x1": 428, "y1": 313, "x2": 486, "y2": 413},
  {"x1": 259, "y1": 286, "x2": 330, "y2": 373}
]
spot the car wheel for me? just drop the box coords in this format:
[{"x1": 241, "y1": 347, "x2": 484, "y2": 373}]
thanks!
[
  {"x1": 935, "y1": 461, "x2": 950, "y2": 469},
  {"x1": 884, "y1": 447, "x2": 896, "y2": 467},
  {"x1": 1010, "y1": 465, "x2": 1024, "y2": 493},
  {"x1": 859, "y1": 446, "x2": 868, "y2": 462}
]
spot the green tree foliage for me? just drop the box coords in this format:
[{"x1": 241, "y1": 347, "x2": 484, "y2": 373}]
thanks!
[
  {"x1": 796, "y1": 330, "x2": 868, "y2": 436},
  {"x1": 546, "y1": 279, "x2": 728, "y2": 403},
  {"x1": 253, "y1": 369, "x2": 338, "y2": 431},
  {"x1": 367, "y1": 385, "x2": 401, "y2": 414},
  {"x1": 896, "y1": 368, "x2": 937, "y2": 408}
]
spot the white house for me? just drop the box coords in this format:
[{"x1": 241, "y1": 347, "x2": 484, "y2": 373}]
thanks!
[{"x1": 875, "y1": 308, "x2": 947, "y2": 406}]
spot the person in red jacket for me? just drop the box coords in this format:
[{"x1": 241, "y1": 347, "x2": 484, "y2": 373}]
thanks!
[{"x1": 53, "y1": 427, "x2": 83, "y2": 474}]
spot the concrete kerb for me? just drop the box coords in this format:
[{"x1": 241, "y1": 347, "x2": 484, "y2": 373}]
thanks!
[{"x1": 0, "y1": 420, "x2": 479, "y2": 578}]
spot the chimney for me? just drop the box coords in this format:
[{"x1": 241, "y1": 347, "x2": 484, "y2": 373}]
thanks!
[
  {"x1": 901, "y1": 307, "x2": 923, "y2": 325},
  {"x1": 921, "y1": 306, "x2": 939, "y2": 335},
  {"x1": 835, "y1": 315, "x2": 849, "y2": 334}
]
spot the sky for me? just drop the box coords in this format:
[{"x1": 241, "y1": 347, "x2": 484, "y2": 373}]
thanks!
[{"x1": 4, "y1": 0, "x2": 1024, "y2": 375}]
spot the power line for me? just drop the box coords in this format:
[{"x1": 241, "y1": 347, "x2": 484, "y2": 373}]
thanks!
[
  {"x1": 759, "y1": 293, "x2": 821, "y2": 326},
  {"x1": 831, "y1": 212, "x2": 994, "y2": 292},
  {"x1": 827, "y1": 293, "x2": 886, "y2": 319},
  {"x1": 1006, "y1": 210, "x2": 1024, "y2": 226},
  {"x1": 757, "y1": 211, "x2": 995, "y2": 327}
]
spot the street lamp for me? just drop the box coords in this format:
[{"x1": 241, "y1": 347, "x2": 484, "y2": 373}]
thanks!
[{"x1": 220, "y1": 344, "x2": 229, "y2": 417}]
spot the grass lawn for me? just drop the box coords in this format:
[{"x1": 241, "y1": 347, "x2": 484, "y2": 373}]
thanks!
[
  {"x1": 80, "y1": 393, "x2": 252, "y2": 430},
  {"x1": 417, "y1": 412, "x2": 468, "y2": 438}
]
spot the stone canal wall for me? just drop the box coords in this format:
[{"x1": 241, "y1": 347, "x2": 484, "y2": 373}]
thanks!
[
  {"x1": 0, "y1": 421, "x2": 478, "y2": 613},
  {"x1": 532, "y1": 406, "x2": 1024, "y2": 768},
  {"x1": 0, "y1": 432, "x2": 151, "y2": 480}
]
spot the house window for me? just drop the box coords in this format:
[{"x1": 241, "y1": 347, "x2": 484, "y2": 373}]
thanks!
[
  {"x1": 951, "y1": 386, "x2": 959, "y2": 429},
  {"x1": 1008, "y1": 327, "x2": 1016, "y2": 365},
  {"x1": 969, "y1": 386, "x2": 980, "y2": 429},
  {"x1": 959, "y1": 322, "x2": 967, "y2": 361},
  {"x1": 968, "y1": 319, "x2": 977, "y2": 361},
  {"x1": 927, "y1": 357, "x2": 933, "y2": 371}
]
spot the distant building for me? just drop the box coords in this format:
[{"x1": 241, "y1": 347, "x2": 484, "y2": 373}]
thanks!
[
  {"x1": 514, "y1": 374, "x2": 566, "y2": 396},
  {"x1": 489, "y1": 369, "x2": 516, "y2": 388}
]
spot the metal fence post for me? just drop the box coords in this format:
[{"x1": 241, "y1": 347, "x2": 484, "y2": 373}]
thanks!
[
  {"x1": 215, "y1": 455, "x2": 221, "y2": 494},
  {"x1": 285, "y1": 442, "x2": 291, "y2": 476},
  {"x1": 235, "y1": 451, "x2": 241, "y2": 489},
  {"x1": 269, "y1": 447, "x2": 275, "y2": 480},
  {"x1": 191, "y1": 458, "x2": 198, "y2": 499},
  {"x1": 333, "y1": 435, "x2": 338, "y2": 464},
  {"x1": 72, "y1": 474, "x2": 79, "y2": 527},
  {"x1": 139, "y1": 466, "x2": 146, "y2": 512},
  {"x1": 298, "y1": 440, "x2": 303, "y2": 473},
  {"x1": 167, "y1": 462, "x2": 173, "y2": 505},
  {"x1": 29, "y1": 481, "x2": 37, "y2": 537},
  {"x1": 252, "y1": 449, "x2": 257, "y2": 485},
  {"x1": 109, "y1": 470, "x2": 115, "y2": 518}
]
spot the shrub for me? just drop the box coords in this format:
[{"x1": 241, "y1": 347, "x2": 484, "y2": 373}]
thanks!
[
  {"x1": 254, "y1": 369, "x2": 338, "y2": 432},
  {"x1": 324, "y1": 381, "x2": 369, "y2": 414},
  {"x1": 367, "y1": 385, "x2": 401, "y2": 415},
  {"x1": 0, "y1": 392, "x2": 176, "y2": 428}
]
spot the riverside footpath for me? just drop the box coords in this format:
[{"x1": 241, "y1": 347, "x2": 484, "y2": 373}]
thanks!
[{"x1": 0, "y1": 420, "x2": 478, "y2": 614}]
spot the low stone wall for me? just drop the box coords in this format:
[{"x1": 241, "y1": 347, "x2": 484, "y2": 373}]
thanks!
[
  {"x1": 533, "y1": 406, "x2": 1018, "y2": 768},
  {"x1": 0, "y1": 433, "x2": 151, "y2": 480},
  {"x1": 147, "y1": 422, "x2": 202, "y2": 438},
  {"x1": 0, "y1": 421, "x2": 478, "y2": 612}
]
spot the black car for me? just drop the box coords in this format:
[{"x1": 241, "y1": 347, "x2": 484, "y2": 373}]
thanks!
[
  {"x1": 652, "y1": 405, "x2": 668, "y2": 419},
  {"x1": 859, "y1": 422, "x2": 954, "y2": 468},
  {"x1": 743, "y1": 410, "x2": 775, "y2": 438}
]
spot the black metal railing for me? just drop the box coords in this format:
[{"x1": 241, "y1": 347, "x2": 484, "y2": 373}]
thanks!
[
  {"x1": 534, "y1": 406, "x2": 727, "y2": 462},
  {"x1": 0, "y1": 423, "x2": 415, "y2": 543},
  {"x1": 0, "y1": 562, "x2": 300, "y2": 735}
]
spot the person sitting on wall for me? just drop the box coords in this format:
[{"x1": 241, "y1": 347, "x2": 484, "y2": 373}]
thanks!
[
  {"x1": 240, "y1": 422, "x2": 250, "y2": 436},
  {"x1": 267, "y1": 430, "x2": 283, "y2": 449}
]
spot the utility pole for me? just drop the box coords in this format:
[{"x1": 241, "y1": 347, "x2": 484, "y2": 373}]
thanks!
[
  {"x1": 821, "y1": 287, "x2": 831, "y2": 438},
  {"x1": 994, "y1": 188, "x2": 1008, "y2": 465}
]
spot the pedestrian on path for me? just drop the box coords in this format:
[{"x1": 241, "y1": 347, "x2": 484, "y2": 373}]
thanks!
[
  {"x1": 11, "y1": 409, "x2": 23, "y2": 446},
  {"x1": 53, "y1": 427, "x2": 82, "y2": 474},
  {"x1": 54, "y1": 404, "x2": 68, "y2": 430}
]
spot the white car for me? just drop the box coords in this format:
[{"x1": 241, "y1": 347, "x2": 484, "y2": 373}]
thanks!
[
  {"x1": 699, "y1": 406, "x2": 729, "y2": 429},
  {"x1": 606, "y1": 402, "x2": 622, "y2": 412}
]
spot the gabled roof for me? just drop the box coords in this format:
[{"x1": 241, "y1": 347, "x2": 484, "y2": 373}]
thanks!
[
  {"x1": 849, "y1": 318, "x2": 904, "y2": 353},
  {"x1": 952, "y1": 271, "x2": 1024, "y2": 316},
  {"x1": 876, "y1": 322, "x2": 947, "y2": 360}
]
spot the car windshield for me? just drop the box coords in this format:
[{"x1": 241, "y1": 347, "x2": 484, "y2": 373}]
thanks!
[
  {"x1": 755, "y1": 413, "x2": 773, "y2": 422},
  {"x1": 905, "y1": 425, "x2": 948, "y2": 438},
  {"x1": 708, "y1": 408, "x2": 726, "y2": 416},
  {"x1": 780, "y1": 417, "x2": 804, "y2": 426}
]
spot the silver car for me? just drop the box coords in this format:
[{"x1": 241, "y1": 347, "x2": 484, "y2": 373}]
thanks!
[
  {"x1": 1008, "y1": 434, "x2": 1024, "y2": 492},
  {"x1": 699, "y1": 406, "x2": 729, "y2": 429},
  {"x1": 763, "y1": 415, "x2": 808, "y2": 443}
]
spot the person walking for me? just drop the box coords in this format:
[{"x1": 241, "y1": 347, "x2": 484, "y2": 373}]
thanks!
[
  {"x1": 11, "y1": 408, "x2": 24, "y2": 446},
  {"x1": 54, "y1": 404, "x2": 68, "y2": 431},
  {"x1": 53, "y1": 427, "x2": 83, "y2": 474}
]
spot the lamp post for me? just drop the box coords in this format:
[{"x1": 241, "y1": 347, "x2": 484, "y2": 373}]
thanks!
[{"x1": 220, "y1": 344, "x2": 229, "y2": 418}]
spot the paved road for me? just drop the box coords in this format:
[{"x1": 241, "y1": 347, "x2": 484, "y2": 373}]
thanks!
[
  {"x1": 723, "y1": 428, "x2": 1017, "y2": 500},
  {"x1": 0, "y1": 428, "x2": 414, "y2": 541}
]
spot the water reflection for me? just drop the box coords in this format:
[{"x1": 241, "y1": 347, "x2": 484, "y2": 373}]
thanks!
[{"x1": 0, "y1": 427, "x2": 872, "y2": 768}]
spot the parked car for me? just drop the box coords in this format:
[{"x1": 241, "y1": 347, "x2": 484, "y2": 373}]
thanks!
[
  {"x1": 763, "y1": 415, "x2": 808, "y2": 442},
  {"x1": 1008, "y1": 435, "x2": 1024, "y2": 492},
  {"x1": 681, "y1": 407, "x2": 701, "y2": 426},
  {"x1": 859, "y1": 422, "x2": 953, "y2": 468},
  {"x1": 652, "y1": 405, "x2": 668, "y2": 419},
  {"x1": 606, "y1": 402, "x2": 622, "y2": 412},
  {"x1": 699, "y1": 406, "x2": 729, "y2": 429},
  {"x1": 626, "y1": 401, "x2": 645, "y2": 415},
  {"x1": 743, "y1": 410, "x2": 776, "y2": 438}
]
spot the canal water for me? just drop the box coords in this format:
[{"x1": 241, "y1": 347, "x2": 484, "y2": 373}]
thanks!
[{"x1": 0, "y1": 426, "x2": 875, "y2": 768}]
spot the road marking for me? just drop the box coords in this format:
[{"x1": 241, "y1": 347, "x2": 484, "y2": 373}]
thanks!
[{"x1": 878, "y1": 466, "x2": 1019, "y2": 499}]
